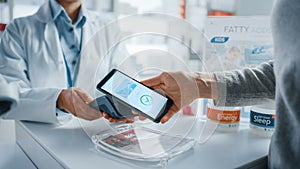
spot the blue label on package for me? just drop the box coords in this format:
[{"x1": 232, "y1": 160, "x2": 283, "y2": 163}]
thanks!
[
  {"x1": 244, "y1": 45, "x2": 273, "y2": 64},
  {"x1": 250, "y1": 110, "x2": 275, "y2": 128},
  {"x1": 210, "y1": 36, "x2": 229, "y2": 43}
]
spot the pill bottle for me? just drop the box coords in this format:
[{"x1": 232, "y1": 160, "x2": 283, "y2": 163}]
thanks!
[
  {"x1": 206, "y1": 100, "x2": 241, "y2": 132},
  {"x1": 250, "y1": 102, "x2": 275, "y2": 137}
]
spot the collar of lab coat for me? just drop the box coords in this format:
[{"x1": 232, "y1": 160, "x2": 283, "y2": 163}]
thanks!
[
  {"x1": 34, "y1": 0, "x2": 99, "y2": 45},
  {"x1": 34, "y1": 0, "x2": 54, "y2": 23},
  {"x1": 34, "y1": 0, "x2": 91, "y2": 23},
  {"x1": 33, "y1": 0, "x2": 102, "y2": 86}
]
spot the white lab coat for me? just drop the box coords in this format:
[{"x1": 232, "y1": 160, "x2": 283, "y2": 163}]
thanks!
[
  {"x1": 0, "y1": 74, "x2": 19, "y2": 116},
  {"x1": 0, "y1": 1, "x2": 122, "y2": 123}
]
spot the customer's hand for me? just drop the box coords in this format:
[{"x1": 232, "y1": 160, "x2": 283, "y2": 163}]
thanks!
[
  {"x1": 56, "y1": 88, "x2": 102, "y2": 120},
  {"x1": 142, "y1": 71, "x2": 218, "y2": 123}
]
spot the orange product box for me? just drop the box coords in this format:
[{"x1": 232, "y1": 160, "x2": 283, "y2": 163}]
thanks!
[{"x1": 206, "y1": 107, "x2": 241, "y2": 123}]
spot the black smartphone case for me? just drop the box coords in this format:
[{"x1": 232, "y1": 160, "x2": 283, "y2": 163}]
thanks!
[{"x1": 89, "y1": 95, "x2": 137, "y2": 119}]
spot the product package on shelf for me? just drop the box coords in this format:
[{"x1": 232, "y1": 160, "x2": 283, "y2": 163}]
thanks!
[{"x1": 202, "y1": 16, "x2": 274, "y2": 121}]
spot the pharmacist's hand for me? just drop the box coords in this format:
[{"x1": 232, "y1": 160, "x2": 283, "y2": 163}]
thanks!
[
  {"x1": 57, "y1": 88, "x2": 102, "y2": 120},
  {"x1": 142, "y1": 71, "x2": 216, "y2": 123},
  {"x1": 102, "y1": 111, "x2": 135, "y2": 123}
]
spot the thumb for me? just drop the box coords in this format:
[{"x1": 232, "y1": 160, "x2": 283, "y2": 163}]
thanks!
[{"x1": 141, "y1": 73, "x2": 164, "y2": 87}]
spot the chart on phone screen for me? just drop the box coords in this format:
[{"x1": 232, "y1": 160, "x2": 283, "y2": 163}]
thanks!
[
  {"x1": 102, "y1": 71, "x2": 167, "y2": 118},
  {"x1": 116, "y1": 79, "x2": 137, "y2": 98}
]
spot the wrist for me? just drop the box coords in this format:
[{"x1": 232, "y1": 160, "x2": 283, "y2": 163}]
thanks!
[
  {"x1": 193, "y1": 72, "x2": 219, "y2": 100},
  {"x1": 56, "y1": 89, "x2": 70, "y2": 111}
]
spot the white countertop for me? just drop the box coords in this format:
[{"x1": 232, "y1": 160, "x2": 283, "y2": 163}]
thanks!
[
  {"x1": 15, "y1": 116, "x2": 271, "y2": 169},
  {"x1": 0, "y1": 120, "x2": 36, "y2": 169},
  {"x1": 0, "y1": 141, "x2": 36, "y2": 169}
]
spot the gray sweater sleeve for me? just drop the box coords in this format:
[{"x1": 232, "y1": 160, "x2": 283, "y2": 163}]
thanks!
[{"x1": 214, "y1": 61, "x2": 275, "y2": 107}]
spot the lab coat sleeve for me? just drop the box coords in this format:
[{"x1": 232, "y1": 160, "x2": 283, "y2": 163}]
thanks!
[
  {"x1": 0, "y1": 20, "x2": 63, "y2": 123},
  {"x1": 0, "y1": 74, "x2": 19, "y2": 116},
  {"x1": 214, "y1": 61, "x2": 275, "y2": 107},
  {"x1": 3, "y1": 88, "x2": 63, "y2": 123}
]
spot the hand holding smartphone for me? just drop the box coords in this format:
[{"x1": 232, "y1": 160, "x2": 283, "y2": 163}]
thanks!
[{"x1": 94, "y1": 69, "x2": 173, "y2": 123}]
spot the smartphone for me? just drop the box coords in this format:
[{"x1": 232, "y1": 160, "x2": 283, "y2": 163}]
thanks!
[{"x1": 97, "y1": 69, "x2": 173, "y2": 123}]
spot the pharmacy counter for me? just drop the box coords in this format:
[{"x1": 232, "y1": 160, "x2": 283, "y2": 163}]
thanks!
[
  {"x1": 0, "y1": 120, "x2": 36, "y2": 169},
  {"x1": 0, "y1": 141, "x2": 36, "y2": 169},
  {"x1": 15, "y1": 117, "x2": 271, "y2": 169}
]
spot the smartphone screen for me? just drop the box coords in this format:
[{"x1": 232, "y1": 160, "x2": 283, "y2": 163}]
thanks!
[{"x1": 97, "y1": 69, "x2": 172, "y2": 122}]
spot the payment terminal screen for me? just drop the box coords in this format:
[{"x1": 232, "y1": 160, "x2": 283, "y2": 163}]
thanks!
[{"x1": 101, "y1": 71, "x2": 168, "y2": 119}]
